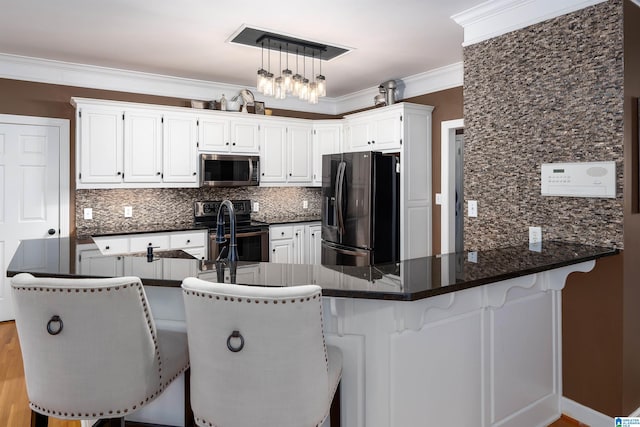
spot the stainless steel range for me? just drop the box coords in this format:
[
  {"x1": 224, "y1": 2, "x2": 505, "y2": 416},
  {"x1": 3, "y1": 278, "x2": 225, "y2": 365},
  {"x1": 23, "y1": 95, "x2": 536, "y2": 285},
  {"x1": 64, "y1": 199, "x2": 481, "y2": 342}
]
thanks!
[{"x1": 194, "y1": 200, "x2": 269, "y2": 262}]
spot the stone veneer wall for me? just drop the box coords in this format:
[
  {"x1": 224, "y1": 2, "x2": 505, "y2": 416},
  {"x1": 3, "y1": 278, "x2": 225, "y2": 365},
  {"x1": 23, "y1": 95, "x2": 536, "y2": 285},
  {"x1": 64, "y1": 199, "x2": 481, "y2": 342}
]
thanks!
[
  {"x1": 463, "y1": 0, "x2": 624, "y2": 250},
  {"x1": 76, "y1": 187, "x2": 321, "y2": 235}
]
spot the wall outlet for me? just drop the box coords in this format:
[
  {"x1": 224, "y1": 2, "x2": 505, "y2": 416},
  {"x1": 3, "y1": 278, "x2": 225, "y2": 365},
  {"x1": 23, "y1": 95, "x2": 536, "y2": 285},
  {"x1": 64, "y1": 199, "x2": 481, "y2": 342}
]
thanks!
[
  {"x1": 83, "y1": 208, "x2": 93, "y2": 220},
  {"x1": 468, "y1": 251, "x2": 478, "y2": 263},
  {"x1": 468, "y1": 200, "x2": 478, "y2": 217},
  {"x1": 253, "y1": 202, "x2": 259, "y2": 212},
  {"x1": 435, "y1": 193, "x2": 442, "y2": 205},
  {"x1": 529, "y1": 226, "x2": 542, "y2": 244},
  {"x1": 303, "y1": 200, "x2": 308, "y2": 209},
  {"x1": 124, "y1": 206, "x2": 133, "y2": 218}
]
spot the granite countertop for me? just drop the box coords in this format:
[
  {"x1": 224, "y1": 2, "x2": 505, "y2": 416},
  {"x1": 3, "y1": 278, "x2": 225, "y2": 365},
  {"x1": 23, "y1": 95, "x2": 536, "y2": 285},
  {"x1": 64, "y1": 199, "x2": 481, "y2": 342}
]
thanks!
[
  {"x1": 250, "y1": 214, "x2": 321, "y2": 224},
  {"x1": 7, "y1": 238, "x2": 618, "y2": 301}
]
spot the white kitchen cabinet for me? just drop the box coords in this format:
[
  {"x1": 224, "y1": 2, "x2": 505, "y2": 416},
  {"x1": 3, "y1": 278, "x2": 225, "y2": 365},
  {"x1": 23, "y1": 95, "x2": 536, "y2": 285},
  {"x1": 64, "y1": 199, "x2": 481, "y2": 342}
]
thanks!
[
  {"x1": 269, "y1": 222, "x2": 321, "y2": 264},
  {"x1": 124, "y1": 110, "x2": 163, "y2": 183},
  {"x1": 312, "y1": 122, "x2": 343, "y2": 186},
  {"x1": 344, "y1": 108, "x2": 402, "y2": 152},
  {"x1": 93, "y1": 230, "x2": 207, "y2": 259},
  {"x1": 229, "y1": 118, "x2": 260, "y2": 153},
  {"x1": 259, "y1": 120, "x2": 313, "y2": 186},
  {"x1": 199, "y1": 115, "x2": 259, "y2": 154},
  {"x1": 77, "y1": 105, "x2": 124, "y2": 185},
  {"x1": 73, "y1": 98, "x2": 200, "y2": 188},
  {"x1": 76, "y1": 245, "x2": 124, "y2": 277},
  {"x1": 123, "y1": 256, "x2": 164, "y2": 279},
  {"x1": 259, "y1": 122, "x2": 287, "y2": 183},
  {"x1": 308, "y1": 224, "x2": 322, "y2": 264},
  {"x1": 162, "y1": 113, "x2": 198, "y2": 183},
  {"x1": 198, "y1": 115, "x2": 229, "y2": 152}
]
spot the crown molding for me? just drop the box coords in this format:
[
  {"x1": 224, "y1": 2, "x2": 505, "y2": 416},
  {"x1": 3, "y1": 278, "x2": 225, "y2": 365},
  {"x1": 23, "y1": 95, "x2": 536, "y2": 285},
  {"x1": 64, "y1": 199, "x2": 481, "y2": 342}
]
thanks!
[
  {"x1": 0, "y1": 52, "x2": 463, "y2": 116},
  {"x1": 333, "y1": 62, "x2": 464, "y2": 115},
  {"x1": 451, "y1": 0, "x2": 606, "y2": 46}
]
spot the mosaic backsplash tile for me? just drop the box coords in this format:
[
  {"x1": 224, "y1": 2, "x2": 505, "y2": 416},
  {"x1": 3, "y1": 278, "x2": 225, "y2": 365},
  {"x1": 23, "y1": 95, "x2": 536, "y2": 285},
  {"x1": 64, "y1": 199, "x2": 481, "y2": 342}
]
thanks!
[
  {"x1": 76, "y1": 186, "x2": 322, "y2": 235},
  {"x1": 462, "y1": 0, "x2": 624, "y2": 250}
]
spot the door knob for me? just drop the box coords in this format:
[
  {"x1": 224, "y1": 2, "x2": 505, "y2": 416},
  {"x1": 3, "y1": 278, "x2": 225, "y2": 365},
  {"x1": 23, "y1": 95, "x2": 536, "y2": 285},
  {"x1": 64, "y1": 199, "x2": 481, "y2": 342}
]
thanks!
[{"x1": 48, "y1": 228, "x2": 56, "y2": 235}]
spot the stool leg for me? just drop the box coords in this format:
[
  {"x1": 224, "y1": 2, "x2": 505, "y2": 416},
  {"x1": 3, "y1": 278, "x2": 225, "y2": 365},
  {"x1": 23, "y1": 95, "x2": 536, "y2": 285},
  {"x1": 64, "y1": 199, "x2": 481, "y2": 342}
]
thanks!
[
  {"x1": 329, "y1": 380, "x2": 341, "y2": 427},
  {"x1": 184, "y1": 368, "x2": 195, "y2": 427},
  {"x1": 30, "y1": 410, "x2": 48, "y2": 427}
]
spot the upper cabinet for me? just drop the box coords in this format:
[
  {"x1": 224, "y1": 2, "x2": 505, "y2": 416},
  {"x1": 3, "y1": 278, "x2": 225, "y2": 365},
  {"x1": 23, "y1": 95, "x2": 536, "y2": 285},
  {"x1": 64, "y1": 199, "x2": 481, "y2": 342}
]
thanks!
[
  {"x1": 344, "y1": 108, "x2": 403, "y2": 152},
  {"x1": 198, "y1": 115, "x2": 259, "y2": 154},
  {"x1": 312, "y1": 121, "x2": 343, "y2": 187},
  {"x1": 74, "y1": 98, "x2": 199, "y2": 189},
  {"x1": 259, "y1": 119, "x2": 313, "y2": 186}
]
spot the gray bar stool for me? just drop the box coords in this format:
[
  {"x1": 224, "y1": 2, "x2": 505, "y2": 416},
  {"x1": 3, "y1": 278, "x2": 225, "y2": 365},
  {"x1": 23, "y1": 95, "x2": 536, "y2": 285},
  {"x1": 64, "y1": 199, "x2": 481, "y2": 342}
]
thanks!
[
  {"x1": 11, "y1": 273, "x2": 193, "y2": 427},
  {"x1": 182, "y1": 278, "x2": 342, "y2": 427}
]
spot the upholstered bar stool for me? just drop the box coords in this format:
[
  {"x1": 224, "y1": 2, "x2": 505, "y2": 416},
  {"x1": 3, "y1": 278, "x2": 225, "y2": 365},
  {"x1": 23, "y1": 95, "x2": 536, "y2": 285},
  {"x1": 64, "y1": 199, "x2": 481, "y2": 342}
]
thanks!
[
  {"x1": 11, "y1": 273, "x2": 192, "y2": 427},
  {"x1": 182, "y1": 278, "x2": 342, "y2": 427}
]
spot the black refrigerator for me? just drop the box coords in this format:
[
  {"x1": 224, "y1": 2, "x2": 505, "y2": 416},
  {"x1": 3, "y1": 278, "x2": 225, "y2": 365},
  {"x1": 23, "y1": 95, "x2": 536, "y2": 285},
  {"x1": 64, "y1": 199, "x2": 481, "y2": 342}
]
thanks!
[{"x1": 321, "y1": 151, "x2": 400, "y2": 266}]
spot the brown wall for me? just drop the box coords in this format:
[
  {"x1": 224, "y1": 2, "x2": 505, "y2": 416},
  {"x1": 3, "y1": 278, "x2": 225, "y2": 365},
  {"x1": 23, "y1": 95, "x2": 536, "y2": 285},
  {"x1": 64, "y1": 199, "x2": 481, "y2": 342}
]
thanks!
[{"x1": 622, "y1": 0, "x2": 640, "y2": 414}]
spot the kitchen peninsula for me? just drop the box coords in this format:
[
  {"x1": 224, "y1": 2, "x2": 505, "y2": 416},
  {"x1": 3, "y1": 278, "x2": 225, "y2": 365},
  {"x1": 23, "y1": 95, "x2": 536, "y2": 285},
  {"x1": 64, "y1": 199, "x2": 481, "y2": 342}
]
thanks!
[{"x1": 7, "y1": 238, "x2": 617, "y2": 427}]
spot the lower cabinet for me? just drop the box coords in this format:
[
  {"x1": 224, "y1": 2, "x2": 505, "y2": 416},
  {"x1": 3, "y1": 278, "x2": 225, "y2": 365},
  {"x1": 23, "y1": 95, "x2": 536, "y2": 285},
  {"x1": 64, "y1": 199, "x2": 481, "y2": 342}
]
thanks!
[{"x1": 269, "y1": 221, "x2": 321, "y2": 264}]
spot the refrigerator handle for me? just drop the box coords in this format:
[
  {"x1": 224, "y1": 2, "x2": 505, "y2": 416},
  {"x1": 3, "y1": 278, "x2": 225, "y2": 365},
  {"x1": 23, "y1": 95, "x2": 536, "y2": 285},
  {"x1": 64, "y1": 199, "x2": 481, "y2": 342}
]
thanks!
[{"x1": 336, "y1": 161, "x2": 346, "y2": 236}]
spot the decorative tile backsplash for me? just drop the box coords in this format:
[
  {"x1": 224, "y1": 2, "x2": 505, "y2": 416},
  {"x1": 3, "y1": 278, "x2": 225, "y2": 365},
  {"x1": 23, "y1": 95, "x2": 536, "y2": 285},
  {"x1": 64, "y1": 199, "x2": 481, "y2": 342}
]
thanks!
[
  {"x1": 76, "y1": 186, "x2": 321, "y2": 235},
  {"x1": 462, "y1": 0, "x2": 624, "y2": 250}
]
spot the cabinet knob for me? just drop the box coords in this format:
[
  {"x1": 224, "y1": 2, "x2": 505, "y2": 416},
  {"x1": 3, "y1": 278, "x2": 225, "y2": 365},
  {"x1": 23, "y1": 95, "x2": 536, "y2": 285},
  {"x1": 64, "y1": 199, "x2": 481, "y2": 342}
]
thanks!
[
  {"x1": 311, "y1": 233, "x2": 315, "y2": 237},
  {"x1": 272, "y1": 248, "x2": 276, "y2": 252},
  {"x1": 289, "y1": 173, "x2": 292, "y2": 176},
  {"x1": 48, "y1": 228, "x2": 56, "y2": 235},
  {"x1": 156, "y1": 172, "x2": 161, "y2": 175},
  {"x1": 232, "y1": 142, "x2": 236, "y2": 146},
  {"x1": 105, "y1": 245, "x2": 110, "y2": 250},
  {"x1": 117, "y1": 171, "x2": 122, "y2": 176},
  {"x1": 148, "y1": 243, "x2": 152, "y2": 246},
  {"x1": 186, "y1": 239, "x2": 191, "y2": 244},
  {"x1": 295, "y1": 232, "x2": 298, "y2": 236},
  {"x1": 367, "y1": 141, "x2": 371, "y2": 145},
  {"x1": 281, "y1": 232, "x2": 285, "y2": 236},
  {"x1": 262, "y1": 172, "x2": 265, "y2": 176},
  {"x1": 226, "y1": 142, "x2": 230, "y2": 145},
  {"x1": 193, "y1": 172, "x2": 197, "y2": 176}
]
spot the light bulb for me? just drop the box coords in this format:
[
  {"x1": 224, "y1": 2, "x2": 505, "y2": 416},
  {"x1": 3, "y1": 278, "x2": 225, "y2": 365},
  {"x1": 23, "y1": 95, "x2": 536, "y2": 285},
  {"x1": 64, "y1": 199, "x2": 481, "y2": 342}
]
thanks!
[
  {"x1": 316, "y1": 74, "x2": 326, "y2": 97},
  {"x1": 308, "y1": 82, "x2": 318, "y2": 104}
]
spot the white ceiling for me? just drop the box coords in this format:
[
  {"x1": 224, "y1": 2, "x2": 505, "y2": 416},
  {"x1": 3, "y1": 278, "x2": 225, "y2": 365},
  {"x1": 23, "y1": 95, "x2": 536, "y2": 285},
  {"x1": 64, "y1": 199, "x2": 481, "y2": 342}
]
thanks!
[{"x1": 0, "y1": 0, "x2": 486, "y2": 98}]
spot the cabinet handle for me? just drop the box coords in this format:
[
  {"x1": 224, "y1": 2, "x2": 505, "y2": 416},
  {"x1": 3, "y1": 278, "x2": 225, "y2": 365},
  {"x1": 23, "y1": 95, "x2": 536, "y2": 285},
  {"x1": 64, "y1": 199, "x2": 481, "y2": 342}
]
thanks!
[
  {"x1": 117, "y1": 256, "x2": 122, "y2": 260},
  {"x1": 311, "y1": 233, "x2": 315, "y2": 237},
  {"x1": 295, "y1": 232, "x2": 298, "y2": 236},
  {"x1": 289, "y1": 173, "x2": 292, "y2": 176},
  {"x1": 187, "y1": 239, "x2": 191, "y2": 244},
  {"x1": 193, "y1": 172, "x2": 197, "y2": 176},
  {"x1": 367, "y1": 141, "x2": 371, "y2": 145},
  {"x1": 281, "y1": 232, "x2": 285, "y2": 236},
  {"x1": 372, "y1": 140, "x2": 375, "y2": 144},
  {"x1": 262, "y1": 172, "x2": 265, "y2": 176},
  {"x1": 226, "y1": 142, "x2": 230, "y2": 145},
  {"x1": 148, "y1": 243, "x2": 152, "y2": 246},
  {"x1": 105, "y1": 245, "x2": 110, "y2": 250},
  {"x1": 272, "y1": 248, "x2": 276, "y2": 252},
  {"x1": 156, "y1": 172, "x2": 161, "y2": 175},
  {"x1": 232, "y1": 142, "x2": 236, "y2": 146},
  {"x1": 117, "y1": 171, "x2": 122, "y2": 175}
]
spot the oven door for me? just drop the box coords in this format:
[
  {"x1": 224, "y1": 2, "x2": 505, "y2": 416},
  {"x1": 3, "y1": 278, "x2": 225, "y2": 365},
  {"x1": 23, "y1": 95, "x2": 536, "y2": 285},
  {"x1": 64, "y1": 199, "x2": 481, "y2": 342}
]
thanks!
[{"x1": 209, "y1": 229, "x2": 269, "y2": 262}]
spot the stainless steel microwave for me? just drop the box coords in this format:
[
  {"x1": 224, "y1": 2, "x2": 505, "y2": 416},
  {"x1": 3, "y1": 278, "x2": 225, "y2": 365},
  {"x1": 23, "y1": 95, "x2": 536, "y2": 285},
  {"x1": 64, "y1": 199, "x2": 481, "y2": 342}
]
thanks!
[{"x1": 200, "y1": 154, "x2": 259, "y2": 187}]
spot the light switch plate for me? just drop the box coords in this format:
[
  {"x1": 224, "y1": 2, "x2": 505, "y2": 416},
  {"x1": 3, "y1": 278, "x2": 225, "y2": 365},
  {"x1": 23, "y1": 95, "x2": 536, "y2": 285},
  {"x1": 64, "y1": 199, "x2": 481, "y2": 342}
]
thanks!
[
  {"x1": 435, "y1": 193, "x2": 442, "y2": 205},
  {"x1": 83, "y1": 208, "x2": 93, "y2": 220},
  {"x1": 303, "y1": 200, "x2": 308, "y2": 209},
  {"x1": 124, "y1": 206, "x2": 133, "y2": 218},
  {"x1": 253, "y1": 202, "x2": 259, "y2": 212},
  {"x1": 468, "y1": 200, "x2": 478, "y2": 217},
  {"x1": 529, "y1": 226, "x2": 542, "y2": 244}
]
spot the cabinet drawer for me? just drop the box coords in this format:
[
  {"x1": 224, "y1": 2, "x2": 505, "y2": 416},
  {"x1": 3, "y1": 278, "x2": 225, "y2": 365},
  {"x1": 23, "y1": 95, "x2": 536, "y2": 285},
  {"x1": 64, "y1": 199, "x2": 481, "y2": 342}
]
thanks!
[
  {"x1": 270, "y1": 225, "x2": 293, "y2": 240},
  {"x1": 129, "y1": 234, "x2": 170, "y2": 253},
  {"x1": 93, "y1": 236, "x2": 130, "y2": 255},
  {"x1": 169, "y1": 231, "x2": 206, "y2": 248}
]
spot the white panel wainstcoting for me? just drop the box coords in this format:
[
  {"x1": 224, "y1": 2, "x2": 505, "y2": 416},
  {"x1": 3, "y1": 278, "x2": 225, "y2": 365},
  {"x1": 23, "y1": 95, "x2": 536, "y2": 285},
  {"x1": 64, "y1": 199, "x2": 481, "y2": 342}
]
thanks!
[{"x1": 540, "y1": 161, "x2": 616, "y2": 198}]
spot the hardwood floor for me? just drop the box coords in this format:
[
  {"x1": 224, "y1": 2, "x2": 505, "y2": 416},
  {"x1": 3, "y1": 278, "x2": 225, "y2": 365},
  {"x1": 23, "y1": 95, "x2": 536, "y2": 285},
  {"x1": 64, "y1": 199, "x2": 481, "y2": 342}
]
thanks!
[
  {"x1": 0, "y1": 321, "x2": 78, "y2": 427},
  {"x1": 0, "y1": 319, "x2": 586, "y2": 427}
]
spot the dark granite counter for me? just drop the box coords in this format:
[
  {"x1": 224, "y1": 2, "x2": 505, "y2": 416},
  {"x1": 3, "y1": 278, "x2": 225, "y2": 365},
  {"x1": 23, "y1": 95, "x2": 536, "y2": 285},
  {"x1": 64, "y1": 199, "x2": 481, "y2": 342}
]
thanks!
[
  {"x1": 251, "y1": 214, "x2": 321, "y2": 224},
  {"x1": 77, "y1": 222, "x2": 208, "y2": 239},
  {"x1": 7, "y1": 238, "x2": 617, "y2": 301}
]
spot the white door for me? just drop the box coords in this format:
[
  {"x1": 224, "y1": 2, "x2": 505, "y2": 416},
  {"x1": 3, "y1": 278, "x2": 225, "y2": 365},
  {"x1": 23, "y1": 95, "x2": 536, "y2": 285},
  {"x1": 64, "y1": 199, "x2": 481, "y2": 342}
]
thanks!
[{"x1": 0, "y1": 116, "x2": 67, "y2": 321}]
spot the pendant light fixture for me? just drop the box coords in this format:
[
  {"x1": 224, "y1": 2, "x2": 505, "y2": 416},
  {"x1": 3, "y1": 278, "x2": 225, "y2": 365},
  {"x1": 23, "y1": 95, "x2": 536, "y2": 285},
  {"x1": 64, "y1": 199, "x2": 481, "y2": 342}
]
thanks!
[{"x1": 236, "y1": 29, "x2": 344, "y2": 104}]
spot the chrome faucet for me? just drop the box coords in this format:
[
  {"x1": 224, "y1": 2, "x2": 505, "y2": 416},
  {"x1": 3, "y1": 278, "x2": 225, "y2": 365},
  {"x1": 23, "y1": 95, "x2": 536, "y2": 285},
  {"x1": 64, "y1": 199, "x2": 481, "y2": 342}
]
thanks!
[{"x1": 215, "y1": 200, "x2": 238, "y2": 263}]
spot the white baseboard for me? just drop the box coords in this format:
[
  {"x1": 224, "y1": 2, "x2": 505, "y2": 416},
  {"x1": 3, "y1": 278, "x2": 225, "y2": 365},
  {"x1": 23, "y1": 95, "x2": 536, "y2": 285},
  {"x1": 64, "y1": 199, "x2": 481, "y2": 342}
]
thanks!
[{"x1": 561, "y1": 397, "x2": 612, "y2": 427}]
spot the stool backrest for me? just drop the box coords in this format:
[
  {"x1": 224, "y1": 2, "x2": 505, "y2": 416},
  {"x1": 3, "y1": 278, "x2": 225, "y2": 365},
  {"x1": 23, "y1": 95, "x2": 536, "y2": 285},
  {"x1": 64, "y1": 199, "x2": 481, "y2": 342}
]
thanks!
[
  {"x1": 182, "y1": 278, "x2": 330, "y2": 427},
  {"x1": 11, "y1": 273, "x2": 162, "y2": 419}
]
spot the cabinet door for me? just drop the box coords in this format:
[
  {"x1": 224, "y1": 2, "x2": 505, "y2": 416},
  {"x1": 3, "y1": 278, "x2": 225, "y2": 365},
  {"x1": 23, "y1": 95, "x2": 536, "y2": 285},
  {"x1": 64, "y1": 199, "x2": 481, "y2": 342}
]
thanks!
[
  {"x1": 270, "y1": 239, "x2": 293, "y2": 263},
  {"x1": 287, "y1": 124, "x2": 313, "y2": 183},
  {"x1": 124, "y1": 110, "x2": 163, "y2": 183},
  {"x1": 259, "y1": 123, "x2": 287, "y2": 183},
  {"x1": 77, "y1": 249, "x2": 124, "y2": 277},
  {"x1": 230, "y1": 119, "x2": 260, "y2": 153},
  {"x1": 312, "y1": 124, "x2": 342, "y2": 186},
  {"x1": 372, "y1": 112, "x2": 402, "y2": 150},
  {"x1": 292, "y1": 225, "x2": 306, "y2": 264},
  {"x1": 78, "y1": 107, "x2": 124, "y2": 184},
  {"x1": 345, "y1": 119, "x2": 371, "y2": 152},
  {"x1": 162, "y1": 114, "x2": 198, "y2": 183},
  {"x1": 308, "y1": 224, "x2": 322, "y2": 265},
  {"x1": 199, "y1": 116, "x2": 230, "y2": 152}
]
